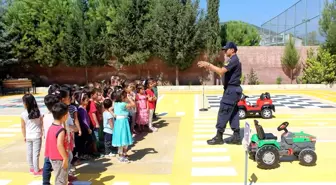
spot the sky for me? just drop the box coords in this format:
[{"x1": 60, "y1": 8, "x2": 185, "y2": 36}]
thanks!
[{"x1": 199, "y1": 0, "x2": 300, "y2": 26}]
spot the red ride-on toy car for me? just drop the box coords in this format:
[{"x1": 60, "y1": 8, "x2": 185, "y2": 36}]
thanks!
[{"x1": 238, "y1": 92, "x2": 275, "y2": 119}]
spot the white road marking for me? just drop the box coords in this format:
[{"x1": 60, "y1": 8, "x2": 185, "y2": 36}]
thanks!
[
  {"x1": 191, "y1": 167, "x2": 237, "y2": 176},
  {"x1": 0, "y1": 128, "x2": 21, "y2": 133},
  {"x1": 191, "y1": 183, "x2": 336, "y2": 185},
  {"x1": 176, "y1": 112, "x2": 185, "y2": 116},
  {"x1": 194, "y1": 125, "x2": 214, "y2": 128},
  {"x1": 192, "y1": 141, "x2": 208, "y2": 146},
  {"x1": 9, "y1": 124, "x2": 21, "y2": 128},
  {"x1": 0, "y1": 120, "x2": 13, "y2": 123},
  {"x1": 193, "y1": 134, "x2": 216, "y2": 139},
  {"x1": 157, "y1": 94, "x2": 164, "y2": 103},
  {"x1": 192, "y1": 148, "x2": 227, "y2": 153},
  {"x1": 27, "y1": 181, "x2": 43, "y2": 185},
  {"x1": 0, "y1": 180, "x2": 11, "y2": 185},
  {"x1": 192, "y1": 156, "x2": 231, "y2": 162},
  {"x1": 193, "y1": 129, "x2": 216, "y2": 133},
  {"x1": 194, "y1": 95, "x2": 199, "y2": 118},
  {"x1": 0, "y1": 134, "x2": 15, "y2": 138}
]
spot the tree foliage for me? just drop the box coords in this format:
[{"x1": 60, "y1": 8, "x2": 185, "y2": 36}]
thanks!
[
  {"x1": 319, "y1": 0, "x2": 336, "y2": 55},
  {"x1": 220, "y1": 21, "x2": 260, "y2": 46},
  {"x1": 301, "y1": 48, "x2": 336, "y2": 84},
  {"x1": 205, "y1": 0, "x2": 221, "y2": 63},
  {"x1": 149, "y1": 0, "x2": 205, "y2": 85},
  {"x1": 281, "y1": 35, "x2": 300, "y2": 84}
]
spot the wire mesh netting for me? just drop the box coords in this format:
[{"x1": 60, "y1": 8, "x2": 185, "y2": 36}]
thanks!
[{"x1": 260, "y1": 0, "x2": 334, "y2": 46}]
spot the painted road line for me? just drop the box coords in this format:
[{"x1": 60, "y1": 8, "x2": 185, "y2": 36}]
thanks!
[
  {"x1": 191, "y1": 183, "x2": 336, "y2": 185},
  {"x1": 194, "y1": 95, "x2": 199, "y2": 118},
  {"x1": 191, "y1": 167, "x2": 237, "y2": 176},
  {"x1": 0, "y1": 180, "x2": 11, "y2": 185},
  {"x1": 194, "y1": 118, "x2": 336, "y2": 123},
  {"x1": 193, "y1": 129, "x2": 216, "y2": 133},
  {"x1": 27, "y1": 181, "x2": 43, "y2": 185},
  {"x1": 193, "y1": 134, "x2": 216, "y2": 139},
  {"x1": 193, "y1": 141, "x2": 207, "y2": 146},
  {"x1": 192, "y1": 156, "x2": 231, "y2": 162},
  {"x1": 176, "y1": 112, "x2": 185, "y2": 116},
  {"x1": 112, "y1": 182, "x2": 130, "y2": 185},
  {"x1": 194, "y1": 125, "x2": 214, "y2": 128},
  {"x1": 0, "y1": 128, "x2": 21, "y2": 133},
  {"x1": 0, "y1": 134, "x2": 15, "y2": 138},
  {"x1": 9, "y1": 124, "x2": 20, "y2": 128},
  {"x1": 192, "y1": 148, "x2": 227, "y2": 153},
  {"x1": 157, "y1": 94, "x2": 165, "y2": 103},
  {"x1": 0, "y1": 120, "x2": 13, "y2": 123}
]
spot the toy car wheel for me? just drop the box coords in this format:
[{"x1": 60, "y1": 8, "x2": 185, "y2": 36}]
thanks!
[
  {"x1": 299, "y1": 149, "x2": 317, "y2": 166},
  {"x1": 261, "y1": 108, "x2": 272, "y2": 119},
  {"x1": 256, "y1": 145, "x2": 280, "y2": 169},
  {"x1": 238, "y1": 109, "x2": 246, "y2": 119}
]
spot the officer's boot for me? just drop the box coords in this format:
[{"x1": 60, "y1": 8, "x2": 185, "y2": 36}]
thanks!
[
  {"x1": 207, "y1": 130, "x2": 224, "y2": 145},
  {"x1": 226, "y1": 130, "x2": 242, "y2": 145}
]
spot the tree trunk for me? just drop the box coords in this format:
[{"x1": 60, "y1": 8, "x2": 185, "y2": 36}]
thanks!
[
  {"x1": 290, "y1": 69, "x2": 293, "y2": 84},
  {"x1": 175, "y1": 66, "x2": 179, "y2": 86}
]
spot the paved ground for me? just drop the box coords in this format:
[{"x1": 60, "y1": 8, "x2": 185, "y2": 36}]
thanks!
[{"x1": 0, "y1": 89, "x2": 336, "y2": 184}]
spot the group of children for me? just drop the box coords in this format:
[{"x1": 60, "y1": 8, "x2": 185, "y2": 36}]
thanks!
[{"x1": 20, "y1": 77, "x2": 159, "y2": 185}]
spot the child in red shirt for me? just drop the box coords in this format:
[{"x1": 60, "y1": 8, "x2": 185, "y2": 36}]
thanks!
[
  {"x1": 45, "y1": 102, "x2": 69, "y2": 185},
  {"x1": 145, "y1": 79, "x2": 158, "y2": 132}
]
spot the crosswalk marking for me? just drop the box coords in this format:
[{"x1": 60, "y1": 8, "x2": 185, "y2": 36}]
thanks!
[
  {"x1": 0, "y1": 128, "x2": 21, "y2": 133},
  {"x1": 191, "y1": 167, "x2": 237, "y2": 176},
  {"x1": 27, "y1": 181, "x2": 42, "y2": 185},
  {"x1": 9, "y1": 124, "x2": 20, "y2": 128},
  {"x1": 191, "y1": 183, "x2": 336, "y2": 185},
  {"x1": 194, "y1": 125, "x2": 214, "y2": 128},
  {"x1": 192, "y1": 141, "x2": 207, "y2": 146},
  {"x1": 193, "y1": 134, "x2": 215, "y2": 139},
  {"x1": 0, "y1": 180, "x2": 11, "y2": 185},
  {"x1": 0, "y1": 134, "x2": 15, "y2": 138},
  {"x1": 191, "y1": 156, "x2": 231, "y2": 162},
  {"x1": 192, "y1": 148, "x2": 227, "y2": 153}
]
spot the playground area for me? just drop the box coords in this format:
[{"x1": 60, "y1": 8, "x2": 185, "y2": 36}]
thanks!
[{"x1": 0, "y1": 88, "x2": 336, "y2": 185}]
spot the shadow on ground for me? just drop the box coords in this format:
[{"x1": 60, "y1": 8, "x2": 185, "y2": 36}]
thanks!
[{"x1": 76, "y1": 158, "x2": 114, "y2": 185}]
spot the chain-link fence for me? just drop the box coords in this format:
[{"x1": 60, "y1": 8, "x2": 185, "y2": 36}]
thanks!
[{"x1": 260, "y1": 0, "x2": 334, "y2": 46}]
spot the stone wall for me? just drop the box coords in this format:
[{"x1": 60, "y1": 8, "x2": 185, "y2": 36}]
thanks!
[{"x1": 8, "y1": 46, "x2": 317, "y2": 86}]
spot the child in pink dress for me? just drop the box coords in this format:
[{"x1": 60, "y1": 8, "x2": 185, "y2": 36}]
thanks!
[{"x1": 136, "y1": 85, "x2": 149, "y2": 132}]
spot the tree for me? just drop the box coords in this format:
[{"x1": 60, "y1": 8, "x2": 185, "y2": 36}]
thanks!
[
  {"x1": 0, "y1": 4, "x2": 17, "y2": 66},
  {"x1": 319, "y1": 0, "x2": 336, "y2": 55},
  {"x1": 247, "y1": 68, "x2": 259, "y2": 85},
  {"x1": 307, "y1": 31, "x2": 320, "y2": 46},
  {"x1": 301, "y1": 48, "x2": 336, "y2": 84},
  {"x1": 281, "y1": 35, "x2": 300, "y2": 84},
  {"x1": 149, "y1": 0, "x2": 205, "y2": 85},
  {"x1": 4, "y1": 0, "x2": 69, "y2": 66},
  {"x1": 205, "y1": 0, "x2": 221, "y2": 63},
  {"x1": 220, "y1": 21, "x2": 260, "y2": 46},
  {"x1": 61, "y1": 0, "x2": 112, "y2": 67},
  {"x1": 106, "y1": 0, "x2": 152, "y2": 70}
]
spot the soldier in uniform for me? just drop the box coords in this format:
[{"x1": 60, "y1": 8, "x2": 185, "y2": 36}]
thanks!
[{"x1": 197, "y1": 42, "x2": 242, "y2": 145}]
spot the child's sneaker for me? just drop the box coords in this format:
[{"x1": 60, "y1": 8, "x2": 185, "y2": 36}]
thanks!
[
  {"x1": 29, "y1": 168, "x2": 34, "y2": 174},
  {"x1": 33, "y1": 170, "x2": 43, "y2": 176},
  {"x1": 150, "y1": 127, "x2": 158, "y2": 132},
  {"x1": 108, "y1": 153, "x2": 116, "y2": 157}
]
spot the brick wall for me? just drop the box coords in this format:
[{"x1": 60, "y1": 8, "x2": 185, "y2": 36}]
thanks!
[{"x1": 8, "y1": 46, "x2": 317, "y2": 86}]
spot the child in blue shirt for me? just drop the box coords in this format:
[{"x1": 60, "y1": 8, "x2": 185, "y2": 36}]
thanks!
[{"x1": 103, "y1": 99, "x2": 118, "y2": 157}]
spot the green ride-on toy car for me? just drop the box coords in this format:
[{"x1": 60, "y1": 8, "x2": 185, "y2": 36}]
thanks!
[{"x1": 248, "y1": 120, "x2": 317, "y2": 169}]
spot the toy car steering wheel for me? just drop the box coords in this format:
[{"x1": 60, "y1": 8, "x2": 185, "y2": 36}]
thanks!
[{"x1": 277, "y1": 122, "x2": 289, "y2": 132}]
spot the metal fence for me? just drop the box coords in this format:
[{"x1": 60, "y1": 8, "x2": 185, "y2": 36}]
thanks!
[{"x1": 260, "y1": 0, "x2": 334, "y2": 46}]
